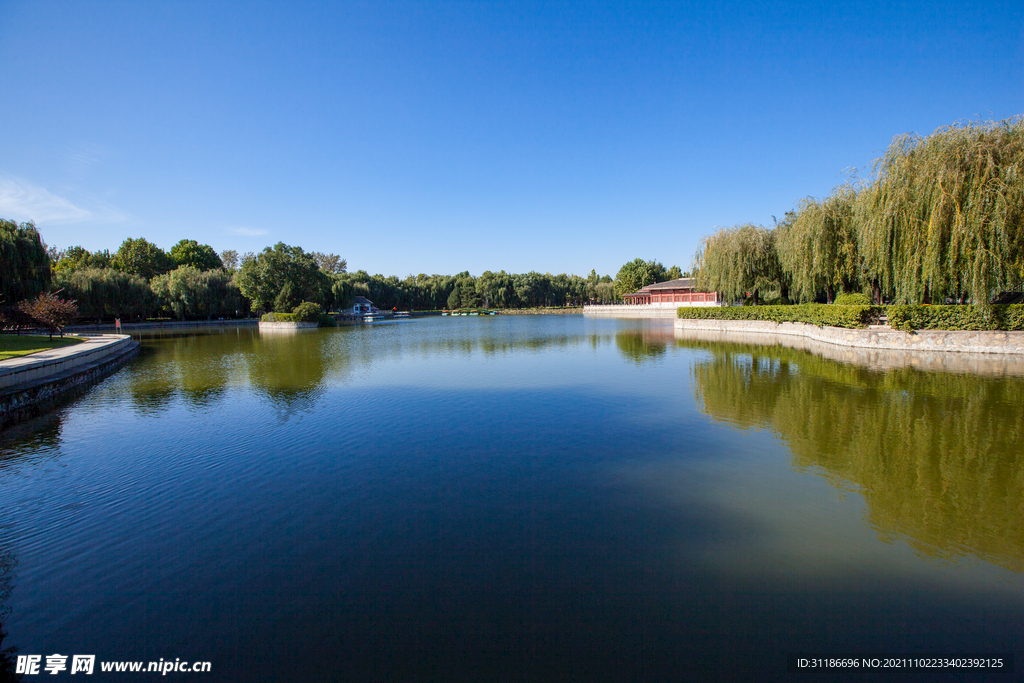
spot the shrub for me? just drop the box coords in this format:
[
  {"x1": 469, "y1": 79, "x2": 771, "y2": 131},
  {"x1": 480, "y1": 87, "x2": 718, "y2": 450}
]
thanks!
[
  {"x1": 291, "y1": 301, "x2": 321, "y2": 322},
  {"x1": 833, "y1": 293, "x2": 871, "y2": 305},
  {"x1": 677, "y1": 304, "x2": 884, "y2": 328},
  {"x1": 317, "y1": 313, "x2": 337, "y2": 327},
  {"x1": 17, "y1": 292, "x2": 79, "y2": 338},
  {"x1": 886, "y1": 305, "x2": 1024, "y2": 331},
  {"x1": 261, "y1": 312, "x2": 297, "y2": 322}
]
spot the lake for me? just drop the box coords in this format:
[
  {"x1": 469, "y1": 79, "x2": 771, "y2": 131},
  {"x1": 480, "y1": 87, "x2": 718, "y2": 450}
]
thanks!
[{"x1": 1, "y1": 315, "x2": 1022, "y2": 681}]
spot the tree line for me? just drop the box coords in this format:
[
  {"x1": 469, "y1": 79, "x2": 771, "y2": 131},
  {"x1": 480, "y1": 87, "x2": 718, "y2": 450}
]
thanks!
[
  {"x1": 693, "y1": 118, "x2": 1024, "y2": 306},
  {"x1": 2, "y1": 222, "x2": 625, "y2": 328}
]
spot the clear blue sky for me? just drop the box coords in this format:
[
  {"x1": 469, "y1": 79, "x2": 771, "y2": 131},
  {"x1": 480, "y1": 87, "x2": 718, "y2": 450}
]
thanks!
[{"x1": 1, "y1": 0, "x2": 1021, "y2": 278}]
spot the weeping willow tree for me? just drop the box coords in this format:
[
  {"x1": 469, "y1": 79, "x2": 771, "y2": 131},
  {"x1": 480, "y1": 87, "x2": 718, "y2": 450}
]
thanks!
[
  {"x1": 856, "y1": 118, "x2": 1024, "y2": 306},
  {"x1": 776, "y1": 185, "x2": 861, "y2": 303},
  {"x1": 0, "y1": 218, "x2": 51, "y2": 305},
  {"x1": 692, "y1": 224, "x2": 785, "y2": 304}
]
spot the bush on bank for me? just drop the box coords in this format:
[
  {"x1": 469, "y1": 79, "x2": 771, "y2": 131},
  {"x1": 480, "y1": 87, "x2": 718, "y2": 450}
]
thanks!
[
  {"x1": 261, "y1": 312, "x2": 297, "y2": 322},
  {"x1": 677, "y1": 304, "x2": 884, "y2": 329},
  {"x1": 261, "y1": 302, "x2": 324, "y2": 324},
  {"x1": 291, "y1": 301, "x2": 321, "y2": 322},
  {"x1": 833, "y1": 293, "x2": 872, "y2": 305},
  {"x1": 886, "y1": 305, "x2": 1024, "y2": 332},
  {"x1": 260, "y1": 304, "x2": 336, "y2": 327}
]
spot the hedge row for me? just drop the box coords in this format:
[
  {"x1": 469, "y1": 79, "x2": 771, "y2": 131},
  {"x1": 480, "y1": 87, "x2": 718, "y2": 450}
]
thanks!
[
  {"x1": 678, "y1": 304, "x2": 1024, "y2": 331},
  {"x1": 677, "y1": 304, "x2": 884, "y2": 329},
  {"x1": 260, "y1": 302, "x2": 323, "y2": 324},
  {"x1": 261, "y1": 312, "x2": 298, "y2": 322},
  {"x1": 886, "y1": 305, "x2": 1024, "y2": 332}
]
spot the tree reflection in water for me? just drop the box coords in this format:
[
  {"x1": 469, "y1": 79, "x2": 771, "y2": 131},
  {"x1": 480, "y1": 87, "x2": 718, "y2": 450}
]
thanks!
[
  {"x1": 614, "y1": 329, "x2": 671, "y2": 364},
  {"x1": 245, "y1": 330, "x2": 332, "y2": 417},
  {"x1": 688, "y1": 340, "x2": 1024, "y2": 572}
]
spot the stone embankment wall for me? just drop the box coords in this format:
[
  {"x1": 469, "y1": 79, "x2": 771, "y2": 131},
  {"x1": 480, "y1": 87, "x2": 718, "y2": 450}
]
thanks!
[
  {"x1": 674, "y1": 326, "x2": 1024, "y2": 376},
  {"x1": 68, "y1": 319, "x2": 258, "y2": 333},
  {"x1": 583, "y1": 303, "x2": 720, "y2": 319},
  {"x1": 1, "y1": 335, "x2": 139, "y2": 429},
  {"x1": 258, "y1": 321, "x2": 319, "y2": 331},
  {"x1": 674, "y1": 319, "x2": 1024, "y2": 355}
]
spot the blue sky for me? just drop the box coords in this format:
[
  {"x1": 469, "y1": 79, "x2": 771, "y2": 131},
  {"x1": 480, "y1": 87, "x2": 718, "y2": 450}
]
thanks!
[{"x1": 1, "y1": 0, "x2": 1021, "y2": 278}]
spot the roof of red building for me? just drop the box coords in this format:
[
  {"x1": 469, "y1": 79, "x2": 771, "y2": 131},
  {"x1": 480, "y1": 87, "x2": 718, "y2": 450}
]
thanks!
[{"x1": 639, "y1": 278, "x2": 696, "y2": 291}]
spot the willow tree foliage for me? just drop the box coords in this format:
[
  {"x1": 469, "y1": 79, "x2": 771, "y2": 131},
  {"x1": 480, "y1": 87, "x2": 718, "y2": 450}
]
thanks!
[
  {"x1": 693, "y1": 224, "x2": 784, "y2": 304},
  {"x1": 856, "y1": 118, "x2": 1024, "y2": 305},
  {"x1": 152, "y1": 266, "x2": 244, "y2": 319},
  {"x1": 0, "y1": 218, "x2": 51, "y2": 304},
  {"x1": 776, "y1": 185, "x2": 860, "y2": 302},
  {"x1": 54, "y1": 268, "x2": 156, "y2": 322}
]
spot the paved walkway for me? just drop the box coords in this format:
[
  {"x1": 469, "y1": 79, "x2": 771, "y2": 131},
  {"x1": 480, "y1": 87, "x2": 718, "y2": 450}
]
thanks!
[{"x1": 0, "y1": 335, "x2": 134, "y2": 390}]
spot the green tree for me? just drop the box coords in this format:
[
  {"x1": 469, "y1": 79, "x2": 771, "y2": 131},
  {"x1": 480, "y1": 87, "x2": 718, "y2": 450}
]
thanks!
[
  {"x1": 235, "y1": 242, "x2": 328, "y2": 312},
  {"x1": 514, "y1": 271, "x2": 544, "y2": 307},
  {"x1": 170, "y1": 239, "x2": 223, "y2": 271},
  {"x1": 0, "y1": 218, "x2": 51, "y2": 304},
  {"x1": 614, "y1": 258, "x2": 668, "y2": 299},
  {"x1": 594, "y1": 281, "x2": 616, "y2": 303},
  {"x1": 220, "y1": 249, "x2": 239, "y2": 272},
  {"x1": 50, "y1": 245, "x2": 112, "y2": 272},
  {"x1": 310, "y1": 252, "x2": 347, "y2": 274},
  {"x1": 447, "y1": 284, "x2": 462, "y2": 310},
  {"x1": 112, "y1": 237, "x2": 175, "y2": 279}
]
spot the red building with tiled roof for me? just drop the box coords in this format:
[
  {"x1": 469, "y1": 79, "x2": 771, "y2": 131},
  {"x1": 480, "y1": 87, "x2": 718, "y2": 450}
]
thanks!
[{"x1": 622, "y1": 278, "x2": 719, "y2": 305}]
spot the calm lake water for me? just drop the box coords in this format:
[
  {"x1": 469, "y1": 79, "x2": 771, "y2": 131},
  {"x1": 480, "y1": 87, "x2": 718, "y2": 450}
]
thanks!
[{"x1": 1, "y1": 315, "x2": 1023, "y2": 681}]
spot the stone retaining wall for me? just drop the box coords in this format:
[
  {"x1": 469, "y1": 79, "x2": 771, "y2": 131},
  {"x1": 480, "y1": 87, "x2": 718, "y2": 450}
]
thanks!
[
  {"x1": 0, "y1": 335, "x2": 134, "y2": 390},
  {"x1": 673, "y1": 326, "x2": 1024, "y2": 376},
  {"x1": 1, "y1": 337, "x2": 139, "y2": 429},
  {"x1": 584, "y1": 304, "x2": 720, "y2": 319},
  {"x1": 67, "y1": 319, "x2": 259, "y2": 333},
  {"x1": 258, "y1": 321, "x2": 319, "y2": 331},
  {"x1": 673, "y1": 318, "x2": 1024, "y2": 355}
]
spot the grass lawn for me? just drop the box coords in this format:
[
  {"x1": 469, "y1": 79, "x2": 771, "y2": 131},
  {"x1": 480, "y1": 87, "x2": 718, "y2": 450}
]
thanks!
[{"x1": 0, "y1": 334, "x2": 84, "y2": 361}]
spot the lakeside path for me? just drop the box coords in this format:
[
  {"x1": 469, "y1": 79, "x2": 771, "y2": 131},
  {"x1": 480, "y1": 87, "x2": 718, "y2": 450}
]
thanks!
[{"x1": 0, "y1": 334, "x2": 139, "y2": 429}]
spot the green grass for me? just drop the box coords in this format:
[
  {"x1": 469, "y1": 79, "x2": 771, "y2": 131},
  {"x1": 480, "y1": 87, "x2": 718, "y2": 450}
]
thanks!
[{"x1": 0, "y1": 334, "x2": 84, "y2": 361}]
